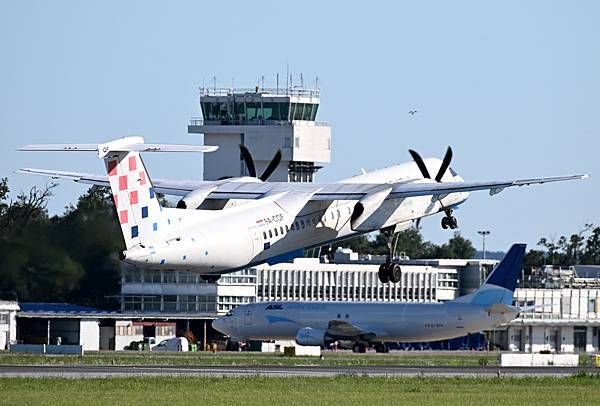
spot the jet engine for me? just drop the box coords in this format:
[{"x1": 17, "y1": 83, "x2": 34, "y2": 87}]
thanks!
[{"x1": 295, "y1": 327, "x2": 326, "y2": 346}]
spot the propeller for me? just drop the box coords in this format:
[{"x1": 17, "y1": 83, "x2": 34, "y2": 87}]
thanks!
[
  {"x1": 408, "y1": 146, "x2": 453, "y2": 183},
  {"x1": 239, "y1": 144, "x2": 282, "y2": 181}
]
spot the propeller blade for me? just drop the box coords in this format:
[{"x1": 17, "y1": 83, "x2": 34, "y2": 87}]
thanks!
[
  {"x1": 408, "y1": 149, "x2": 431, "y2": 179},
  {"x1": 259, "y1": 149, "x2": 282, "y2": 181},
  {"x1": 434, "y1": 146, "x2": 453, "y2": 182},
  {"x1": 239, "y1": 145, "x2": 257, "y2": 178}
]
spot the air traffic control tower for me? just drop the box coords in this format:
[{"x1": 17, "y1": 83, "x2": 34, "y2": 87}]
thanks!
[{"x1": 188, "y1": 86, "x2": 331, "y2": 182}]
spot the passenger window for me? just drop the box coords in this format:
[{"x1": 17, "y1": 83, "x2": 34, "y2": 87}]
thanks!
[
  {"x1": 337, "y1": 209, "x2": 340, "y2": 218},
  {"x1": 280, "y1": 226, "x2": 284, "y2": 235},
  {"x1": 268, "y1": 230, "x2": 272, "y2": 238},
  {"x1": 295, "y1": 221, "x2": 300, "y2": 230},
  {"x1": 274, "y1": 228, "x2": 278, "y2": 236},
  {"x1": 301, "y1": 220, "x2": 305, "y2": 229},
  {"x1": 331, "y1": 211, "x2": 334, "y2": 220},
  {"x1": 263, "y1": 232, "x2": 267, "y2": 239},
  {"x1": 285, "y1": 225, "x2": 289, "y2": 232}
]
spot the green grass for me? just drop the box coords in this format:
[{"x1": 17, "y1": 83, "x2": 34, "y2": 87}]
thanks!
[
  {"x1": 0, "y1": 351, "x2": 499, "y2": 367},
  {"x1": 1, "y1": 375, "x2": 600, "y2": 405}
]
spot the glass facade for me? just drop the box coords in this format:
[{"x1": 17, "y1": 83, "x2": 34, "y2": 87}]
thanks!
[
  {"x1": 201, "y1": 100, "x2": 316, "y2": 123},
  {"x1": 122, "y1": 294, "x2": 218, "y2": 313}
]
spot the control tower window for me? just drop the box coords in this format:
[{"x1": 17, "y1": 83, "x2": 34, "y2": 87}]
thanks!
[
  {"x1": 279, "y1": 103, "x2": 290, "y2": 121},
  {"x1": 310, "y1": 104, "x2": 318, "y2": 120},
  {"x1": 293, "y1": 103, "x2": 304, "y2": 120},
  {"x1": 290, "y1": 103, "x2": 318, "y2": 121},
  {"x1": 233, "y1": 102, "x2": 246, "y2": 120},
  {"x1": 246, "y1": 102, "x2": 260, "y2": 120},
  {"x1": 304, "y1": 104, "x2": 314, "y2": 121},
  {"x1": 201, "y1": 102, "x2": 228, "y2": 121}
]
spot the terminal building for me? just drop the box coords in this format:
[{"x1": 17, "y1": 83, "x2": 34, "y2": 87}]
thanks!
[{"x1": 118, "y1": 254, "x2": 497, "y2": 314}]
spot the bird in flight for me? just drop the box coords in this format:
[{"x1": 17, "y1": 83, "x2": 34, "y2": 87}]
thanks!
[{"x1": 408, "y1": 110, "x2": 418, "y2": 115}]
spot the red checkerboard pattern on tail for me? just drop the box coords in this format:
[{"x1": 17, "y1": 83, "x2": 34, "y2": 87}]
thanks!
[{"x1": 104, "y1": 151, "x2": 167, "y2": 249}]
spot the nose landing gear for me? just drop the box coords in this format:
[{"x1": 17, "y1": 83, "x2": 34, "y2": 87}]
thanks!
[{"x1": 441, "y1": 209, "x2": 458, "y2": 230}]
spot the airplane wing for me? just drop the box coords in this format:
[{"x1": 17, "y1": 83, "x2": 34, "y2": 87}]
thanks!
[
  {"x1": 17, "y1": 167, "x2": 588, "y2": 201},
  {"x1": 325, "y1": 320, "x2": 384, "y2": 341}
]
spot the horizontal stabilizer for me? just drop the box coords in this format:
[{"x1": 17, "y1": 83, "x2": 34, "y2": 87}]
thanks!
[{"x1": 19, "y1": 136, "x2": 218, "y2": 158}]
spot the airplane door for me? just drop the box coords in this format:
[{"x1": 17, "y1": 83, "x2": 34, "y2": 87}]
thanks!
[
  {"x1": 248, "y1": 226, "x2": 263, "y2": 258},
  {"x1": 244, "y1": 308, "x2": 252, "y2": 326}
]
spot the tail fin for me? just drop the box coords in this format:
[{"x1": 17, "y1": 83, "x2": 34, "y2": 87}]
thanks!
[
  {"x1": 104, "y1": 149, "x2": 168, "y2": 249},
  {"x1": 19, "y1": 136, "x2": 217, "y2": 250},
  {"x1": 453, "y1": 243, "x2": 526, "y2": 306}
]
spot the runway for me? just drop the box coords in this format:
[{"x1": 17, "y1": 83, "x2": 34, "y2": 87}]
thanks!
[{"x1": 0, "y1": 364, "x2": 596, "y2": 378}]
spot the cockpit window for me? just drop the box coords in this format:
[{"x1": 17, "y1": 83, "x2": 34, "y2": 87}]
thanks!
[{"x1": 449, "y1": 167, "x2": 458, "y2": 177}]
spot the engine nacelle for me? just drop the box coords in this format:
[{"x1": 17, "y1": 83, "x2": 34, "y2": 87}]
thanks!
[
  {"x1": 177, "y1": 186, "x2": 216, "y2": 209},
  {"x1": 295, "y1": 327, "x2": 326, "y2": 346},
  {"x1": 350, "y1": 187, "x2": 392, "y2": 231}
]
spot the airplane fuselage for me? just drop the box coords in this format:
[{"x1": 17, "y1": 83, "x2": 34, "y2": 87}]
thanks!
[
  {"x1": 213, "y1": 300, "x2": 513, "y2": 343},
  {"x1": 124, "y1": 159, "x2": 469, "y2": 275}
]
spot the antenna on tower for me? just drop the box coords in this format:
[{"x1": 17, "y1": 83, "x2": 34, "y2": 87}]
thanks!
[
  {"x1": 261, "y1": 75, "x2": 265, "y2": 90},
  {"x1": 315, "y1": 76, "x2": 319, "y2": 89},
  {"x1": 300, "y1": 73, "x2": 304, "y2": 87},
  {"x1": 276, "y1": 73, "x2": 279, "y2": 93},
  {"x1": 213, "y1": 76, "x2": 217, "y2": 90},
  {"x1": 286, "y1": 63, "x2": 289, "y2": 93}
]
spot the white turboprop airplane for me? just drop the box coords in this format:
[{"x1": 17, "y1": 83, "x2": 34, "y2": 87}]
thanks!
[
  {"x1": 18, "y1": 136, "x2": 586, "y2": 282},
  {"x1": 212, "y1": 244, "x2": 529, "y2": 352}
]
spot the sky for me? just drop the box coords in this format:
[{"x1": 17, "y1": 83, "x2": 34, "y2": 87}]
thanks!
[{"x1": 1, "y1": 0, "x2": 599, "y2": 252}]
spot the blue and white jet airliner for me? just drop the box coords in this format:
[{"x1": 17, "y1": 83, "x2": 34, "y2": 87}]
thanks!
[{"x1": 213, "y1": 244, "x2": 528, "y2": 352}]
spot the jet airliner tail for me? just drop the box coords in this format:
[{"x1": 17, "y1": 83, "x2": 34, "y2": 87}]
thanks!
[{"x1": 453, "y1": 243, "x2": 526, "y2": 306}]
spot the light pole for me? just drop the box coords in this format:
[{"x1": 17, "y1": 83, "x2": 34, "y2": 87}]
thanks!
[{"x1": 478, "y1": 230, "x2": 490, "y2": 260}]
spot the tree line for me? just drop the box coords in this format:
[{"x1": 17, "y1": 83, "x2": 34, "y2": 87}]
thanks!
[
  {"x1": 331, "y1": 228, "x2": 477, "y2": 260},
  {"x1": 0, "y1": 178, "x2": 122, "y2": 307}
]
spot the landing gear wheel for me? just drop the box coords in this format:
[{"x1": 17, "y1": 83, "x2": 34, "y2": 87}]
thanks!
[
  {"x1": 352, "y1": 343, "x2": 366, "y2": 353},
  {"x1": 388, "y1": 264, "x2": 402, "y2": 283},
  {"x1": 378, "y1": 264, "x2": 390, "y2": 283},
  {"x1": 441, "y1": 216, "x2": 449, "y2": 229},
  {"x1": 200, "y1": 275, "x2": 221, "y2": 283},
  {"x1": 374, "y1": 342, "x2": 389, "y2": 353},
  {"x1": 441, "y1": 209, "x2": 458, "y2": 230}
]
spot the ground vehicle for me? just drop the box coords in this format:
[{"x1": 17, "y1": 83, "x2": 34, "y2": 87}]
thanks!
[{"x1": 151, "y1": 337, "x2": 189, "y2": 352}]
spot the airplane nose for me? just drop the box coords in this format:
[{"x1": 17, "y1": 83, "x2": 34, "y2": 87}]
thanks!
[{"x1": 212, "y1": 318, "x2": 229, "y2": 335}]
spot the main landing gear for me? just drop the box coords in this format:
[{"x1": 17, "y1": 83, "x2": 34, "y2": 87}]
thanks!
[
  {"x1": 378, "y1": 228, "x2": 403, "y2": 284},
  {"x1": 441, "y1": 208, "x2": 458, "y2": 230}
]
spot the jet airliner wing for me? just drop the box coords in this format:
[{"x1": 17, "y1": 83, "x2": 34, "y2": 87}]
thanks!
[
  {"x1": 17, "y1": 167, "x2": 588, "y2": 201},
  {"x1": 325, "y1": 320, "x2": 384, "y2": 341}
]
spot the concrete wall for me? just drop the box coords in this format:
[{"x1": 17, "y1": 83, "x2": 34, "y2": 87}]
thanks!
[
  {"x1": 114, "y1": 320, "x2": 143, "y2": 351},
  {"x1": 79, "y1": 319, "x2": 100, "y2": 351},
  {"x1": 0, "y1": 302, "x2": 19, "y2": 349},
  {"x1": 0, "y1": 325, "x2": 7, "y2": 350}
]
